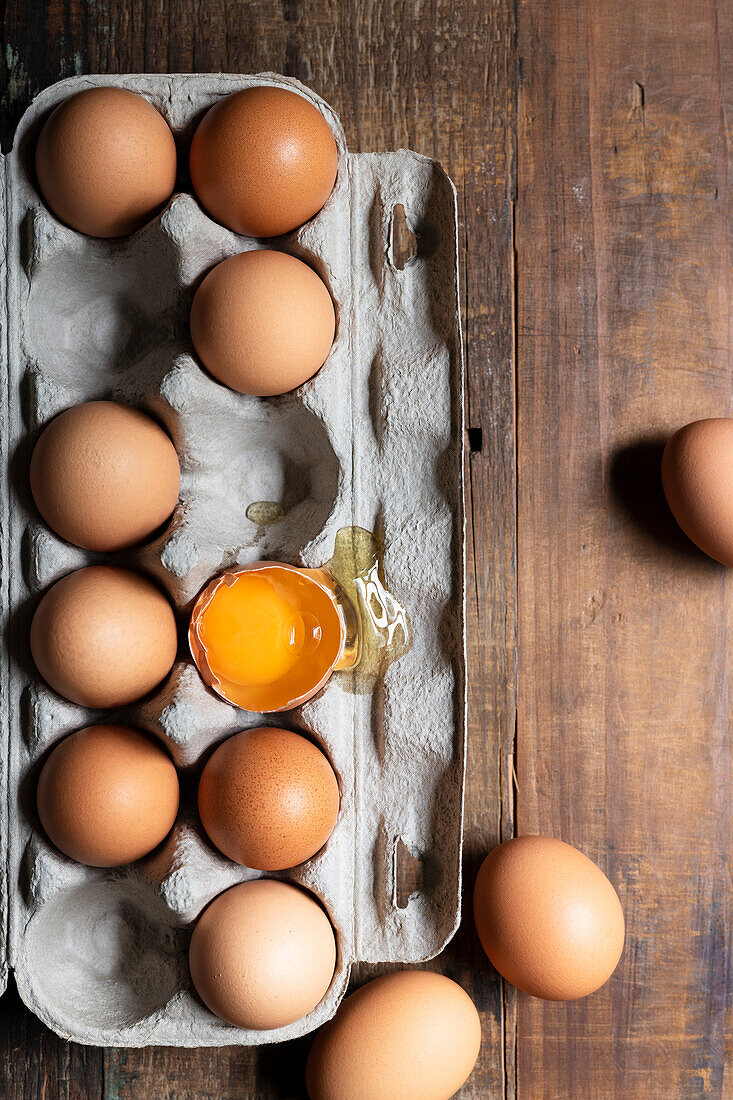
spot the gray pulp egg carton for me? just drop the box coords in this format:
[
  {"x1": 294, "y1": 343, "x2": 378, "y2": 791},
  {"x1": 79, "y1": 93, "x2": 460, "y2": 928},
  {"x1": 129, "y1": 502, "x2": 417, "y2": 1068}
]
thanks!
[{"x1": 0, "y1": 73, "x2": 465, "y2": 1046}]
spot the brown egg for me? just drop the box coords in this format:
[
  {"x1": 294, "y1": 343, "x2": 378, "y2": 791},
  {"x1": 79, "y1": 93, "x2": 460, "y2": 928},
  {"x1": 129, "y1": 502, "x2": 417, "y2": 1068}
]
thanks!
[
  {"x1": 473, "y1": 836, "x2": 625, "y2": 1000},
  {"x1": 189, "y1": 86, "x2": 338, "y2": 237},
  {"x1": 305, "y1": 971, "x2": 481, "y2": 1100},
  {"x1": 198, "y1": 727, "x2": 340, "y2": 871},
  {"x1": 190, "y1": 250, "x2": 335, "y2": 396},
  {"x1": 189, "y1": 879, "x2": 336, "y2": 1030},
  {"x1": 36, "y1": 724, "x2": 179, "y2": 867},
  {"x1": 30, "y1": 565, "x2": 178, "y2": 708},
  {"x1": 30, "y1": 401, "x2": 180, "y2": 552},
  {"x1": 662, "y1": 418, "x2": 733, "y2": 565},
  {"x1": 35, "y1": 87, "x2": 177, "y2": 237}
]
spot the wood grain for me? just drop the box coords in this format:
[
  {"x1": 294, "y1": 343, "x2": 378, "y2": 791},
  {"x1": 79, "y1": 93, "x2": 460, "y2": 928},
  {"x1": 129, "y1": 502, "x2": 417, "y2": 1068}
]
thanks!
[
  {"x1": 1, "y1": 0, "x2": 731, "y2": 1096},
  {"x1": 515, "y1": 0, "x2": 731, "y2": 1095}
]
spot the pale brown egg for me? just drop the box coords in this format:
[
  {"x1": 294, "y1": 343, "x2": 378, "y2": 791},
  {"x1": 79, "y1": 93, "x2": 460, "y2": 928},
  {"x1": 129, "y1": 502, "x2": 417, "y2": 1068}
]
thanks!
[
  {"x1": 30, "y1": 565, "x2": 178, "y2": 708},
  {"x1": 189, "y1": 879, "x2": 336, "y2": 1030},
  {"x1": 30, "y1": 401, "x2": 180, "y2": 552},
  {"x1": 189, "y1": 86, "x2": 338, "y2": 237},
  {"x1": 190, "y1": 249, "x2": 335, "y2": 396},
  {"x1": 198, "y1": 727, "x2": 340, "y2": 871},
  {"x1": 473, "y1": 836, "x2": 625, "y2": 1001},
  {"x1": 662, "y1": 418, "x2": 733, "y2": 565},
  {"x1": 305, "y1": 970, "x2": 481, "y2": 1100},
  {"x1": 36, "y1": 724, "x2": 179, "y2": 867},
  {"x1": 35, "y1": 87, "x2": 177, "y2": 237}
]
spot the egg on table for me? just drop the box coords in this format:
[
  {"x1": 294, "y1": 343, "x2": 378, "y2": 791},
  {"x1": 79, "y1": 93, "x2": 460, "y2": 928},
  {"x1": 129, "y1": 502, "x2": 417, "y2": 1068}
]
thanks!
[
  {"x1": 662, "y1": 417, "x2": 733, "y2": 566},
  {"x1": 30, "y1": 565, "x2": 178, "y2": 708},
  {"x1": 198, "y1": 727, "x2": 340, "y2": 870},
  {"x1": 30, "y1": 400, "x2": 180, "y2": 552},
  {"x1": 189, "y1": 85, "x2": 338, "y2": 237},
  {"x1": 190, "y1": 249, "x2": 335, "y2": 396},
  {"x1": 36, "y1": 724, "x2": 179, "y2": 867},
  {"x1": 36, "y1": 86, "x2": 177, "y2": 237},
  {"x1": 473, "y1": 836, "x2": 625, "y2": 1000},
  {"x1": 189, "y1": 879, "x2": 336, "y2": 1030},
  {"x1": 305, "y1": 970, "x2": 481, "y2": 1100}
]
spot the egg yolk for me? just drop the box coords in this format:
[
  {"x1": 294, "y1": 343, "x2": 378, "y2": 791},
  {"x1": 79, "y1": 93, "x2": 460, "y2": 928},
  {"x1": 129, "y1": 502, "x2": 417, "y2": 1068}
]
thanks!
[
  {"x1": 199, "y1": 573, "x2": 304, "y2": 688},
  {"x1": 191, "y1": 567, "x2": 346, "y2": 712}
]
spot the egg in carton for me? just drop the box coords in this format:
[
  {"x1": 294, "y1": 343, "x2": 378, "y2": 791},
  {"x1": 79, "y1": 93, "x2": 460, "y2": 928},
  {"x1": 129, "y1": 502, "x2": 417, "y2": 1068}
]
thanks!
[{"x1": 0, "y1": 73, "x2": 465, "y2": 1045}]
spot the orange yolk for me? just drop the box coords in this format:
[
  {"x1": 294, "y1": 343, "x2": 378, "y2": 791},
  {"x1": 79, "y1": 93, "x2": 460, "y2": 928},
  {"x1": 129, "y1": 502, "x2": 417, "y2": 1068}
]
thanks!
[
  {"x1": 199, "y1": 573, "x2": 304, "y2": 689},
  {"x1": 191, "y1": 566, "x2": 345, "y2": 712}
]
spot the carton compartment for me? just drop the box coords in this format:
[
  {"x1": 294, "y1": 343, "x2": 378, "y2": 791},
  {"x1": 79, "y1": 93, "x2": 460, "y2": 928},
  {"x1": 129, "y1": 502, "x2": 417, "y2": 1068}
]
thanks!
[{"x1": 18, "y1": 880, "x2": 185, "y2": 1033}]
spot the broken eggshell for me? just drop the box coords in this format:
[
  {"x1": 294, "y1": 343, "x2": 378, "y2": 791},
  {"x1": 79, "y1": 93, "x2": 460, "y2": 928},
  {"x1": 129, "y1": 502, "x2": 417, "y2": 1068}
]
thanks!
[{"x1": 188, "y1": 561, "x2": 358, "y2": 713}]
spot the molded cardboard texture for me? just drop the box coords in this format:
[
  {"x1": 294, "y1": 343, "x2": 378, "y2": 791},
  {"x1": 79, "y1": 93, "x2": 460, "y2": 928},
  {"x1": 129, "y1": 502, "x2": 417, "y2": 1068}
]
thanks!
[{"x1": 0, "y1": 73, "x2": 465, "y2": 1046}]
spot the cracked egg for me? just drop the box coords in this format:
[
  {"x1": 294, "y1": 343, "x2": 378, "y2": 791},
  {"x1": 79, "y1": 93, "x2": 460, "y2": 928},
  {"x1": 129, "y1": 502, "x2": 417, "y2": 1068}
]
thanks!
[{"x1": 189, "y1": 561, "x2": 358, "y2": 713}]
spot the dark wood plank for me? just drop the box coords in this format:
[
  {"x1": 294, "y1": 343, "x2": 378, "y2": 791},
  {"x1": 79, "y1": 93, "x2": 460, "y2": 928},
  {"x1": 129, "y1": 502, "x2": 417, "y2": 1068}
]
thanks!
[
  {"x1": 449, "y1": 0, "x2": 518, "y2": 1094},
  {"x1": 0, "y1": 1, "x2": 518, "y2": 1097},
  {"x1": 0, "y1": 981, "x2": 104, "y2": 1100},
  {"x1": 515, "y1": 0, "x2": 731, "y2": 1095}
]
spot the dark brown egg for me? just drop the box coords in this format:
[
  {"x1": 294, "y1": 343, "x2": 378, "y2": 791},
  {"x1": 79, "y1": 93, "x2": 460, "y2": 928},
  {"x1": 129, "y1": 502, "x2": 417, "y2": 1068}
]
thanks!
[
  {"x1": 198, "y1": 727, "x2": 340, "y2": 870},
  {"x1": 189, "y1": 86, "x2": 338, "y2": 236}
]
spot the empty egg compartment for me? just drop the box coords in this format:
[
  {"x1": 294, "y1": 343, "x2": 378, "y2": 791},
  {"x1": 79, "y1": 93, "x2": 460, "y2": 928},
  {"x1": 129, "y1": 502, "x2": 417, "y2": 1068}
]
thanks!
[
  {"x1": 0, "y1": 73, "x2": 464, "y2": 1046},
  {"x1": 127, "y1": 351, "x2": 345, "y2": 609}
]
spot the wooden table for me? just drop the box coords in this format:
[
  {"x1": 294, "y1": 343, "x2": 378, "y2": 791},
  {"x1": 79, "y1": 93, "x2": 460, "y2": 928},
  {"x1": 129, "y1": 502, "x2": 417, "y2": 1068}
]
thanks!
[{"x1": 1, "y1": 1, "x2": 730, "y2": 1096}]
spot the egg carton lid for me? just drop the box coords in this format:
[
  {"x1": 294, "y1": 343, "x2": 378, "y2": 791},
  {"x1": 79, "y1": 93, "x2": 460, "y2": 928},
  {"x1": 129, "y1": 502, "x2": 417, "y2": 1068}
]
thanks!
[{"x1": 0, "y1": 72, "x2": 465, "y2": 1039}]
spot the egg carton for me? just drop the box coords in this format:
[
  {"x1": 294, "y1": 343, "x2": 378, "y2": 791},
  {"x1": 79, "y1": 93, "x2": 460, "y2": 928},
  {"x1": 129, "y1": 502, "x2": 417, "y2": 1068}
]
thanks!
[{"x1": 0, "y1": 73, "x2": 465, "y2": 1046}]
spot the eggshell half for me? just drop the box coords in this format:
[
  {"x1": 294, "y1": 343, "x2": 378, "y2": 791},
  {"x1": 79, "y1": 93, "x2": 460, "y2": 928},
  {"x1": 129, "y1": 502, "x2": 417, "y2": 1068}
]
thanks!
[
  {"x1": 189, "y1": 879, "x2": 336, "y2": 1031},
  {"x1": 661, "y1": 417, "x2": 733, "y2": 565},
  {"x1": 305, "y1": 970, "x2": 481, "y2": 1100},
  {"x1": 473, "y1": 836, "x2": 625, "y2": 1000}
]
